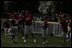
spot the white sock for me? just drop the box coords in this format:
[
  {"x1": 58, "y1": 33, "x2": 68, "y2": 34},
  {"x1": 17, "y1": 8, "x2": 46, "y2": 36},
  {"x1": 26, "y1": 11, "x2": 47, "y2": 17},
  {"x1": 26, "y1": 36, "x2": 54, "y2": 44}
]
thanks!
[
  {"x1": 24, "y1": 39, "x2": 26, "y2": 42},
  {"x1": 45, "y1": 40, "x2": 48, "y2": 43},
  {"x1": 33, "y1": 39, "x2": 36, "y2": 43},
  {"x1": 22, "y1": 37, "x2": 25, "y2": 39},
  {"x1": 42, "y1": 42, "x2": 45, "y2": 44}
]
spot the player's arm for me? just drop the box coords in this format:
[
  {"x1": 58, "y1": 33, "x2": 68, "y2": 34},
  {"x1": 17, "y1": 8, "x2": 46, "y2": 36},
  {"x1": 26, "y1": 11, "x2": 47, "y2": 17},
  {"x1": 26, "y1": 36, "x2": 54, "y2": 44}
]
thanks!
[
  {"x1": 58, "y1": 18, "x2": 62, "y2": 25},
  {"x1": 32, "y1": 16, "x2": 35, "y2": 23},
  {"x1": 9, "y1": 19, "x2": 12, "y2": 26},
  {"x1": 41, "y1": 21, "x2": 44, "y2": 27},
  {"x1": 32, "y1": 20, "x2": 35, "y2": 23}
]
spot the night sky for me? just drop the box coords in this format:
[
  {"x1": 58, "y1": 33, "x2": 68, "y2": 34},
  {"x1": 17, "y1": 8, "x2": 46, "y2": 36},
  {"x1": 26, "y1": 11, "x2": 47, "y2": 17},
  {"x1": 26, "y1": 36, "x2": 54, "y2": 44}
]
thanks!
[
  {"x1": 9, "y1": 1, "x2": 39, "y2": 13},
  {"x1": 3, "y1": 1, "x2": 71, "y2": 14},
  {"x1": 62, "y1": 1, "x2": 71, "y2": 14}
]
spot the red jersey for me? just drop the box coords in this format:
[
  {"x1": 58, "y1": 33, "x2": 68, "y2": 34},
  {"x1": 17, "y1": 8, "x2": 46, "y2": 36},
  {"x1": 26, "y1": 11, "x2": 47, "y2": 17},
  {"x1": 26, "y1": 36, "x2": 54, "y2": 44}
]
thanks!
[
  {"x1": 67, "y1": 19, "x2": 71, "y2": 27},
  {"x1": 60, "y1": 19, "x2": 68, "y2": 32},
  {"x1": 42, "y1": 21, "x2": 48, "y2": 29},
  {"x1": 19, "y1": 16, "x2": 25, "y2": 25},
  {"x1": 10, "y1": 18, "x2": 18, "y2": 26},
  {"x1": 12, "y1": 13, "x2": 19, "y2": 19},
  {"x1": 24, "y1": 15, "x2": 33, "y2": 26},
  {"x1": 59, "y1": 13, "x2": 64, "y2": 17},
  {"x1": 68, "y1": 19, "x2": 71, "y2": 23}
]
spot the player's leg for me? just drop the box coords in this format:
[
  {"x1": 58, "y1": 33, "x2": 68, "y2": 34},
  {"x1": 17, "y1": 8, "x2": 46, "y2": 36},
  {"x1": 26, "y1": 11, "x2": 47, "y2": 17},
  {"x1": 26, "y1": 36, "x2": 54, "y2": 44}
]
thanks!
[
  {"x1": 4, "y1": 28, "x2": 7, "y2": 36},
  {"x1": 23, "y1": 25, "x2": 29, "y2": 42},
  {"x1": 30, "y1": 25, "x2": 36, "y2": 43},
  {"x1": 11, "y1": 26, "x2": 18, "y2": 44},
  {"x1": 6, "y1": 28, "x2": 9, "y2": 35},
  {"x1": 67, "y1": 31, "x2": 71, "y2": 42},
  {"x1": 68, "y1": 32, "x2": 71, "y2": 39},
  {"x1": 8, "y1": 27, "x2": 12, "y2": 35},
  {"x1": 70, "y1": 32, "x2": 71, "y2": 39},
  {"x1": 10, "y1": 26, "x2": 14, "y2": 35},
  {"x1": 63, "y1": 31, "x2": 67, "y2": 46},
  {"x1": 15, "y1": 26, "x2": 18, "y2": 41},
  {"x1": 42, "y1": 29, "x2": 46, "y2": 44},
  {"x1": 22, "y1": 24, "x2": 25, "y2": 39},
  {"x1": 11, "y1": 26, "x2": 15, "y2": 40},
  {"x1": 11, "y1": 33, "x2": 15, "y2": 41},
  {"x1": 13, "y1": 26, "x2": 18, "y2": 44},
  {"x1": 67, "y1": 26, "x2": 71, "y2": 42},
  {"x1": 8, "y1": 26, "x2": 15, "y2": 42},
  {"x1": 44, "y1": 29, "x2": 48, "y2": 43},
  {"x1": 18, "y1": 25, "x2": 21, "y2": 32},
  {"x1": 20, "y1": 25, "x2": 24, "y2": 37},
  {"x1": 10, "y1": 26, "x2": 16, "y2": 42},
  {"x1": 42, "y1": 28, "x2": 48, "y2": 44}
]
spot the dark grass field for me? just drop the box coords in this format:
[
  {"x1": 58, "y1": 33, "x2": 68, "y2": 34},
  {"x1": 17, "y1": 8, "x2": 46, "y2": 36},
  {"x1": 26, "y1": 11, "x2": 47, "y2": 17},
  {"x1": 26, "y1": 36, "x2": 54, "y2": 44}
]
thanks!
[{"x1": 1, "y1": 30, "x2": 71, "y2": 47}]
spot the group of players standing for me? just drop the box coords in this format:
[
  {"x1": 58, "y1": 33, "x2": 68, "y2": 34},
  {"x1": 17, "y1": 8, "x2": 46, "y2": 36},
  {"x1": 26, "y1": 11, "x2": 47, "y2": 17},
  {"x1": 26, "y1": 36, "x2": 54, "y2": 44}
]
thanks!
[
  {"x1": 3, "y1": 10, "x2": 37, "y2": 44},
  {"x1": 3, "y1": 10, "x2": 71, "y2": 44}
]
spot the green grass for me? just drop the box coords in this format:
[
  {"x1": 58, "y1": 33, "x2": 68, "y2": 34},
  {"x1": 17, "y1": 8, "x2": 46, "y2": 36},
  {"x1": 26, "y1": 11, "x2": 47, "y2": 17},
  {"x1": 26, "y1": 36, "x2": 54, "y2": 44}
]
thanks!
[{"x1": 1, "y1": 32, "x2": 71, "y2": 47}]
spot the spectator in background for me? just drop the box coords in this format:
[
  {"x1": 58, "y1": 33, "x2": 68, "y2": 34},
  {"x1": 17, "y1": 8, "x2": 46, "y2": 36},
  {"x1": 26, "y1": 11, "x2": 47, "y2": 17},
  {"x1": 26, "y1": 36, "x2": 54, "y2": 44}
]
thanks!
[
  {"x1": 54, "y1": 14, "x2": 58, "y2": 22},
  {"x1": 41, "y1": 14, "x2": 48, "y2": 21},
  {"x1": 51, "y1": 14, "x2": 58, "y2": 22}
]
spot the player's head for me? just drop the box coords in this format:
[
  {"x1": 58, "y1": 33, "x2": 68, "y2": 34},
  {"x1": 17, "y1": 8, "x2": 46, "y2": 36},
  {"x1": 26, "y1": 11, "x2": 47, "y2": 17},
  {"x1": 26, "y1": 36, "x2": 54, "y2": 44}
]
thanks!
[{"x1": 25, "y1": 10, "x2": 30, "y2": 16}]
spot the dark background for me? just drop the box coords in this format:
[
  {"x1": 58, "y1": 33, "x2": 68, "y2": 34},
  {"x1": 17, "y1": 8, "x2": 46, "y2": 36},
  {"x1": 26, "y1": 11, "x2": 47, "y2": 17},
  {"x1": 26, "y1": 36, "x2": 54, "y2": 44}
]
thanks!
[
  {"x1": 2, "y1": 1, "x2": 71, "y2": 14},
  {"x1": 7, "y1": 1, "x2": 40, "y2": 13}
]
